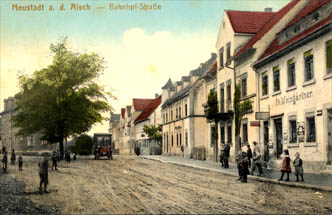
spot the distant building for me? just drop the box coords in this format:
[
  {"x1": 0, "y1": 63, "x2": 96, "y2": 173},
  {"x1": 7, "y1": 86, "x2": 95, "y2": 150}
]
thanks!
[
  {"x1": 0, "y1": 96, "x2": 54, "y2": 153},
  {"x1": 109, "y1": 113, "x2": 120, "y2": 154}
]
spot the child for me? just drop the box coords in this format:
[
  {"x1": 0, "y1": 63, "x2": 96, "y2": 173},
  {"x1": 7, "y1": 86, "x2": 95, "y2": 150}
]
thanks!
[
  {"x1": 18, "y1": 154, "x2": 23, "y2": 171},
  {"x1": 10, "y1": 149, "x2": 16, "y2": 165},
  {"x1": 278, "y1": 149, "x2": 291, "y2": 181},
  {"x1": 240, "y1": 151, "x2": 250, "y2": 183},
  {"x1": 2, "y1": 151, "x2": 8, "y2": 173},
  {"x1": 293, "y1": 152, "x2": 304, "y2": 182}
]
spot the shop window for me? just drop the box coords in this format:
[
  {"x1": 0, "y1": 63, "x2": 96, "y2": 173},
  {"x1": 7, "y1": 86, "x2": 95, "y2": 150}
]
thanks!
[
  {"x1": 262, "y1": 72, "x2": 268, "y2": 96},
  {"x1": 219, "y1": 47, "x2": 224, "y2": 68},
  {"x1": 306, "y1": 115, "x2": 316, "y2": 142},
  {"x1": 289, "y1": 119, "x2": 297, "y2": 143},
  {"x1": 176, "y1": 133, "x2": 179, "y2": 146},
  {"x1": 304, "y1": 50, "x2": 314, "y2": 82},
  {"x1": 287, "y1": 59, "x2": 296, "y2": 87},
  {"x1": 273, "y1": 66, "x2": 280, "y2": 92},
  {"x1": 242, "y1": 123, "x2": 248, "y2": 144},
  {"x1": 179, "y1": 133, "x2": 182, "y2": 146},
  {"x1": 326, "y1": 40, "x2": 332, "y2": 74},
  {"x1": 227, "y1": 121, "x2": 232, "y2": 145},
  {"x1": 185, "y1": 132, "x2": 188, "y2": 146},
  {"x1": 171, "y1": 135, "x2": 174, "y2": 146}
]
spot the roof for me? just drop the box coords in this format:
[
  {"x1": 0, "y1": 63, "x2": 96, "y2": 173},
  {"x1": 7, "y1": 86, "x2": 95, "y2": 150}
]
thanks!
[
  {"x1": 133, "y1": 98, "x2": 155, "y2": 111},
  {"x1": 161, "y1": 78, "x2": 175, "y2": 90},
  {"x1": 227, "y1": 10, "x2": 275, "y2": 34},
  {"x1": 162, "y1": 85, "x2": 192, "y2": 108},
  {"x1": 189, "y1": 53, "x2": 217, "y2": 77},
  {"x1": 121, "y1": 108, "x2": 125, "y2": 119},
  {"x1": 257, "y1": 2, "x2": 332, "y2": 62},
  {"x1": 134, "y1": 96, "x2": 161, "y2": 124},
  {"x1": 181, "y1": 76, "x2": 190, "y2": 82},
  {"x1": 234, "y1": 0, "x2": 301, "y2": 58},
  {"x1": 284, "y1": 0, "x2": 330, "y2": 29},
  {"x1": 176, "y1": 81, "x2": 183, "y2": 86}
]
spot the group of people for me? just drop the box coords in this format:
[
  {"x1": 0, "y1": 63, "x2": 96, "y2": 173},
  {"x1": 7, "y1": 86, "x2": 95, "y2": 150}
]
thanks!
[
  {"x1": 1, "y1": 147, "x2": 23, "y2": 172},
  {"x1": 221, "y1": 142, "x2": 305, "y2": 183}
]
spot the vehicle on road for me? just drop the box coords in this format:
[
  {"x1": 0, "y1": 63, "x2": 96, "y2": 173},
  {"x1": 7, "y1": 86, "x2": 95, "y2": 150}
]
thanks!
[{"x1": 93, "y1": 133, "x2": 113, "y2": 160}]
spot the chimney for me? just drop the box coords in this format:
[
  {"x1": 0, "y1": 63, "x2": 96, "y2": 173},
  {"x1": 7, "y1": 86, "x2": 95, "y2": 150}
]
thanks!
[{"x1": 264, "y1": 8, "x2": 272, "y2": 12}]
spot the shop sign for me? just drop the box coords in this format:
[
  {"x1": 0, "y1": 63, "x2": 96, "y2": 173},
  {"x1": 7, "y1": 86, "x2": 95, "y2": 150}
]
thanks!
[
  {"x1": 250, "y1": 121, "x2": 260, "y2": 127},
  {"x1": 255, "y1": 112, "x2": 270, "y2": 120},
  {"x1": 276, "y1": 91, "x2": 313, "y2": 107}
]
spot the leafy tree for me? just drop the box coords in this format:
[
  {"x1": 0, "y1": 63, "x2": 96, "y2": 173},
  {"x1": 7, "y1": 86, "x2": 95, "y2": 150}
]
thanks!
[
  {"x1": 13, "y1": 38, "x2": 112, "y2": 159},
  {"x1": 143, "y1": 125, "x2": 162, "y2": 147},
  {"x1": 234, "y1": 84, "x2": 252, "y2": 149},
  {"x1": 207, "y1": 89, "x2": 218, "y2": 116},
  {"x1": 74, "y1": 134, "x2": 93, "y2": 155}
]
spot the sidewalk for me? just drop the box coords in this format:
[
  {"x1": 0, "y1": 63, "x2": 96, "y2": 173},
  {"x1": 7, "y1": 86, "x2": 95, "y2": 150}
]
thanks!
[{"x1": 141, "y1": 155, "x2": 332, "y2": 192}]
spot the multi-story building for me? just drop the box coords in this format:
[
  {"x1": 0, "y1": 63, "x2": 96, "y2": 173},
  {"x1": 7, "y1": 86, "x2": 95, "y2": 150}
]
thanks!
[
  {"x1": 0, "y1": 96, "x2": 54, "y2": 153},
  {"x1": 161, "y1": 54, "x2": 217, "y2": 160},
  {"x1": 134, "y1": 95, "x2": 162, "y2": 155},
  {"x1": 215, "y1": 0, "x2": 306, "y2": 161},
  {"x1": 253, "y1": 0, "x2": 332, "y2": 170}
]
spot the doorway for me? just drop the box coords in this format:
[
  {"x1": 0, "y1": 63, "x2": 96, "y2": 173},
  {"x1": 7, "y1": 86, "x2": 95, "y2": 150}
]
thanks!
[
  {"x1": 274, "y1": 118, "x2": 283, "y2": 158},
  {"x1": 327, "y1": 109, "x2": 332, "y2": 164}
]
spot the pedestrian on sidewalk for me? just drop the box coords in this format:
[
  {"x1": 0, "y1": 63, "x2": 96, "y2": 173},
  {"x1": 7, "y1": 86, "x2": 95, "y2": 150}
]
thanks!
[
  {"x1": 278, "y1": 149, "x2": 292, "y2": 182},
  {"x1": 18, "y1": 154, "x2": 23, "y2": 171},
  {"x1": 236, "y1": 150, "x2": 243, "y2": 180},
  {"x1": 52, "y1": 151, "x2": 58, "y2": 170},
  {"x1": 251, "y1": 141, "x2": 263, "y2": 176},
  {"x1": 246, "y1": 144, "x2": 252, "y2": 168},
  {"x1": 293, "y1": 152, "x2": 304, "y2": 182},
  {"x1": 240, "y1": 151, "x2": 250, "y2": 183},
  {"x1": 219, "y1": 147, "x2": 225, "y2": 167},
  {"x1": 223, "y1": 143, "x2": 230, "y2": 169},
  {"x1": 39, "y1": 153, "x2": 49, "y2": 194},
  {"x1": 2, "y1": 151, "x2": 8, "y2": 173},
  {"x1": 10, "y1": 149, "x2": 16, "y2": 165}
]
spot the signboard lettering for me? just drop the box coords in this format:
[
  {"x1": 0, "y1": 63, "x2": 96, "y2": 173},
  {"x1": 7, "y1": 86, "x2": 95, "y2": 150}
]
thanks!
[{"x1": 276, "y1": 91, "x2": 313, "y2": 106}]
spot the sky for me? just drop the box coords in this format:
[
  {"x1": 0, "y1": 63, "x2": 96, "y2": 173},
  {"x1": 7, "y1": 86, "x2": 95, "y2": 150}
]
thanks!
[{"x1": 0, "y1": 0, "x2": 291, "y2": 135}]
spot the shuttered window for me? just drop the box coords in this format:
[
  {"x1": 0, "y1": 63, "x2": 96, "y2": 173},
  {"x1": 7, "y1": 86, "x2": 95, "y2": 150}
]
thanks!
[{"x1": 326, "y1": 40, "x2": 332, "y2": 74}]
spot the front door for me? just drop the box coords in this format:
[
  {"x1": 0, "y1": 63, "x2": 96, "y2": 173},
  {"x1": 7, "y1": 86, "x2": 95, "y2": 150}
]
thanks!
[
  {"x1": 327, "y1": 109, "x2": 332, "y2": 164},
  {"x1": 274, "y1": 118, "x2": 283, "y2": 158}
]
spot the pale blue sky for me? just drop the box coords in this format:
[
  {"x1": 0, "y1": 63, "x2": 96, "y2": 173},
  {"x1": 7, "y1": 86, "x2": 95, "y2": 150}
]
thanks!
[{"x1": 0, "y1": 0, "x2": 291, "y2": 133}]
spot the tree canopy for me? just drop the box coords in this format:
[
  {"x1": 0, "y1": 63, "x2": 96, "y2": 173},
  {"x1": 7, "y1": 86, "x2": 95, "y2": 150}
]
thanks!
[
  {"x1": 143, "y1": 125, "x2": 162, "y2": 145},
  {"x1": 13, "y1": 38, "x2": 112, "y2": 158}
]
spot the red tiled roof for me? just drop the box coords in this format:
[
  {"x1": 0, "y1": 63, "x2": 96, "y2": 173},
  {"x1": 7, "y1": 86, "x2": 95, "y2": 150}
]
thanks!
[
  {"x1": 227, "y1": 10, "x2": 275, "y2": 34},
  {"x1": 133, "y1": 98, "x2": 154, "y2": 111},
  {"x1": 134, "y1": 96, "x2": 161, "y2": 124},
  {"x1": 121, "y1": 108, "x2": 125, "y2": 119},
  {"x1": 284, "y1": 0, "x2": 330, "y2": 29},
  {"x1": 234, "y1": 0, "x2": 301, "y2": 58},
  {"x1": 258, "y1": 12, "x2": 332, "y2": 61}
]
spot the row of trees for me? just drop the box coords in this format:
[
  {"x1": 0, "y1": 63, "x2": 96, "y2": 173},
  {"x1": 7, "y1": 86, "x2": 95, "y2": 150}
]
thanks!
[{"x1": 13, "y1": 38, "x2": 113, "y2": 159}]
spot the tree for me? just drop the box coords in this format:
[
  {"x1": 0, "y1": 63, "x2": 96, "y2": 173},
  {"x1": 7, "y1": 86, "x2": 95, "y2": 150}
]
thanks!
[
  {"x1": 207, "y1": 89, "x2": 218, "y2": 116},
  {"x1": 13, "y1": 38, "x2": 112, "y2": 159},
  {"x1": 74, "y1": 134, "x2": 93, "y2": 155},
  {"x1": 143, "y1": 125, "x2": 162, "y2": 146},
  {"x1": 234, "y1": 84, "x2": 252, "y2": 151}
]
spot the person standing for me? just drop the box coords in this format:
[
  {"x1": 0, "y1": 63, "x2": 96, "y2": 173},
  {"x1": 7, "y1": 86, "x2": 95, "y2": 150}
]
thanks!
[
  {"x1": 219, "y1": 147, "x2": 225, "y2": 167},
  {"x1": 2, "y1": 151, "x2": 8, "y2": 173},
  {"x1": 251, "y1": 141, "x2": 263, "y2": 176},
  {"x1": 240, "y1": 151, "x2": 250, "y2": 183},
  {"x1": 51, "y1": 151, "x2": 58, "y2": 170},
  {"x1": 236, "y1": 150, "x2": 243, "y2": 180},
  {"x1": 278, "y1": 149, "x2": 292, "y2": 181},
  {"x1": 18, "y1": 154, "x2": 23, "y2": 171},
  {"x1": 39, "y1": 153, "x2": 49, "y2": 194},
  {"x1": 293, "y1": 152, "x2": 304, "y2": 182},
  {"x1": 10, "y1": 149, "x2": 16, "y2": 165},
  {"x1": 223, "y1": 143, "x2": 230, "y2": 169},
  {"x1": 246, "y1": 145, "x2": 252, "y2": 168}
]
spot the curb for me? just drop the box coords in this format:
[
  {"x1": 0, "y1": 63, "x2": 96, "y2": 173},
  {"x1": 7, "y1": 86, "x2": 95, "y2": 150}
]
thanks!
[{"x1": 141, "y1": 156, "x2": 332, "y2": 192}]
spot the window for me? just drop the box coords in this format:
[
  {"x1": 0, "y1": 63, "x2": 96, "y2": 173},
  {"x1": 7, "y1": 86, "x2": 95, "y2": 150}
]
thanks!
[
  {"x1": 242, "y1": 123, "x2": 248, "y2": 144},
  {"x1": 171, "y1": 135, "x2": 174, "y2": 146},
  {"x1": 262, "y1": 72, "x2": 268, "y2": 96},
  {"x1": 179, "y1": 107, "x2": 181, "y2": 118},
  {"x1": 185, "y1": 132, "x2": 188, "y2": 146},
  {"x1": 176, "y1": 133, "x2": 179, "y2": 146},
  {"x1": 166, "y1": 113, "x2": 168, "y2": 123},
  {"x1": 227, "y1": 121, "x2": 232, "y2": 145},
  {"x1": 263, "y1": 121, "x2": 269, "y2": 144},
  {"x1": 273, "y1": 66, "x2": 280, "y2": 92},
  {"x1": 287, "y1": 59, "x2": 296, "y2": 87},
  {"x1": 227, "y1": 82, "x2": 231, "y2": 104},
  {"x1": 185, "y1": 104, "x2": 188, "y2": 116},
  {"x1": 176, "y1": 108, "x2": 178, "y2": 119},
  {"x1": 241, "y1": 78, "x2": 247, "y2": 97},
  {"x1": 304, "y1": 50, "x2": 314, "y2": 82},
  {"x1": 306, "y1": 116, "x2": 316, "y2": 142},
  {"x1": 179, "y1": 133, "x2": 182, "y2": 146},
  {"x1": 326, "y1": 40, "x2": 332, "y2": 74},
  {"x1": 226, "y1": 42, "x2": 231, "y2": 61},
  {"x1": 220, "y1": 84, "x2": 225, "y2": 112},
  {"x1": 289, "y1": 119, "x2": 297, "y2": 143},
  {"x1": 219, "y1": 47, "x2": 224, "y2": 68},
  {"x1": 220, "y1": 124, "x2": 225, "y2": 144},
  {"x1": 171, "y1": 110, "x2": 173, "y2": 121}
]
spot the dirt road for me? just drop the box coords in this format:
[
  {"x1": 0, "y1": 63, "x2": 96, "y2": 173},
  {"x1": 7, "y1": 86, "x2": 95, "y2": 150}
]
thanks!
[{"x1": 7, "y1": 155, "x2": 332, "y2": 214}]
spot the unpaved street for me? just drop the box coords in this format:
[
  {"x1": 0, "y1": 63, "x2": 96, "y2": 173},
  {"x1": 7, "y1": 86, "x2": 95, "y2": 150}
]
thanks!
[{"x1": 5, "y1": 155, "x2": 332, "y2": 214}]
